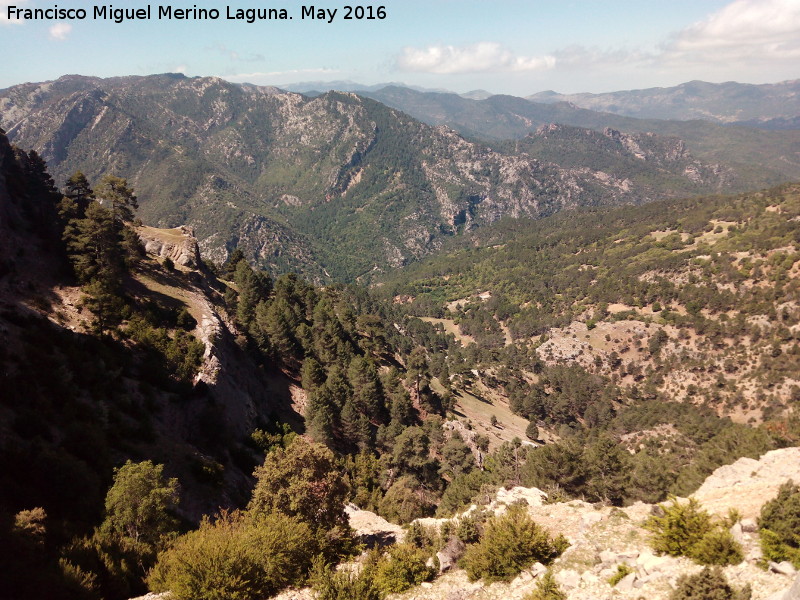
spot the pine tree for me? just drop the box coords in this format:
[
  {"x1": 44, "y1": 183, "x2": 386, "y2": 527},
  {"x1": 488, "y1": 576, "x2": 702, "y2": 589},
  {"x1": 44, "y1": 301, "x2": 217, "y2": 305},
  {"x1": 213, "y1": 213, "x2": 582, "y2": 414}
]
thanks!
[
  {"x1": 95, "y1": 175, "x2": 138, "y2": 223},
  {"x1": 583, "y1": 435, "x2": 630, "y2": 505},
  {"x1": 64, "y1": 201, "x2": 125, "y2": 286}
]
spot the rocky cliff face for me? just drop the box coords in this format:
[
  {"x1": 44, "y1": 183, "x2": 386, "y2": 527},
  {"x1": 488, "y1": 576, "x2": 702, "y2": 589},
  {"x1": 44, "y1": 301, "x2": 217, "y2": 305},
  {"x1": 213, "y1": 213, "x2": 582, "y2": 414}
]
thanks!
[{"x1": 0, "y1": 74, "x2": 744, "y2": 281}]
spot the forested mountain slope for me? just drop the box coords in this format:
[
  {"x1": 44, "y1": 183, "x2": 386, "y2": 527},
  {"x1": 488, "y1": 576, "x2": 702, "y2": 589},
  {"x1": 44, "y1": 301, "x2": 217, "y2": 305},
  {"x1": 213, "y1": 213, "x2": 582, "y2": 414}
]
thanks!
[
  {"x1": 382, "y1": 183, "x2": 800, "y2": 423},
  {"x1": 361, "y1": 86, "x2": 800, "y2": 186},
  {"x1": 1, "y1": 74, "x2": 787, "y2": 281},
  {"x1": 0, "y1": 128, "x2": 457, "y2": 598}
]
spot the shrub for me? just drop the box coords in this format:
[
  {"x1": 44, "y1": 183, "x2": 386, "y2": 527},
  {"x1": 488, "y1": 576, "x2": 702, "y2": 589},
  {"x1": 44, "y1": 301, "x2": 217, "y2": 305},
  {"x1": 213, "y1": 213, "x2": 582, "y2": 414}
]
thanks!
[
  {"x1": 310, "y1": 557, "x2": 382, "y2": 600},
  {"x1": 759, "y1": 481, "x2": 800, "y2": 568},
  {"x1": 378, "y1": 475, "x2": 435, "y2": 524},
  {"x1": 688, "y1": 527, "x2": 743, "y2": 566},
  {"x1": 368, "y1": 543, "x2": 436, "y2": 594},
  {"x1": 646, "y1": 497, "x2": 743, "y2": 566},
  {"x1": 405, "y1": 521, "x2": 439, "y2": 551},
  {"x1": 525, "y1": 569, "x2": 566, "y2": 600},
  {"x1": 455, "y1": 511, "x2": 485, "y2": 544},
  {"x1": 148, "y1": 511, "x2": 314, "y2": 600},
  {"x1": 646, "y1": 497, "x2": 713, "y2": 557},
  {"x1": 460, "y1": 505, "x2": 568, "y2": 582},
  {"x1": 670, "y1": 566, "x2": 751, "y2": 600},
  {"x1": 760, "y1": 528, "x2": 800, "y2": 567},
  {"x1": 248, "y1": 437, "x2": 354, "y2": 559},
  {"x1": 608, "y1": 563, "x2": 634, "y2": 586},
  {"x1": 102, "y1": 460, "x2": 179, "y2": 548}
]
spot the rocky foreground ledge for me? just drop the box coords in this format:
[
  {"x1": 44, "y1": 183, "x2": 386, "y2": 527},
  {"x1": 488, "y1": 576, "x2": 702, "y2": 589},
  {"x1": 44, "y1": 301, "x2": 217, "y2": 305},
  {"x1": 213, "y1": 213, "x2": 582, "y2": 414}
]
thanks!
[
  {"x1": 134, "y1": 447, "x2": 800, "y2": 600},
  {"x1": 346, "y1": 447, "x2": 800, "y2": 600}
]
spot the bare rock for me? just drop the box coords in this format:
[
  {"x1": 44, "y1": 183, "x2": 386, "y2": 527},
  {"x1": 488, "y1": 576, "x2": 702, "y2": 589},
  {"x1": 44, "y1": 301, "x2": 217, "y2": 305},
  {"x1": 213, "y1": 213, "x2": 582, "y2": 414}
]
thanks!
[
  {"x1": 616, "y1": 572, "x2": 638, "y2": 592},
  {"x1": 345, "y1": 504, "x2": 404, "y2": 547},
  {"x1": 769, "y1": 572, "x2": 800, "y2": 600},
  {"x1": 637, "y1": 551, "x2": 671, "y2": 575},
  {"x1": 741, "y1": 518, "x2": 758, "y2": 533},
  {"x1": 731, "y1": 521, "x2": 745, "y2": 544},
  {"x1": 138, "y1": 225, "x2": 202, "y2": 268},
  {"x1": 555, "y1": 568, "x2": 581, "y2": 590},
  {"x1": 693, "y1": 447, "x2": 800, "y2": 518},
  {"x1": 599, "y1": 549, "x2": 618, "y2": 565},
  {"x1": 771, "y1": 561, "x2": 798, "y2": 576},
  {"x1": 530, "y1": 562, "x2": 547, "y2": 577}
]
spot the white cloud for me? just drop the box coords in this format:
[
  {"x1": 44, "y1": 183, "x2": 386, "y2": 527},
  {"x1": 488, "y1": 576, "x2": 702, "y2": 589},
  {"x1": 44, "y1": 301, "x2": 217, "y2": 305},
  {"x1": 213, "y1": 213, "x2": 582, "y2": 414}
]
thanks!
[
  {"x1": 48, "y1": 22, "x2": 72, "y2": 40},
  {"x1": 223, "y1": 68, "x2": 340, "y2": 84},
  {"x1": 397, "y1": 42, "x2": 555, "y2": 74},
  {"x1": 664, "y1": 0, "x2": 800, "y2": 63},
  {"x1": 0, "y1": 0, "x2": 28, "y2": 25},
  {"x1": 208, "y1": 43, "x2": 264, "y2": 63},
  {"x1": 552, "y1": 45, "x2": 653, "y2": 69},
  {"x1": 173, "y1": 64, "x2": 188, "y2": 74}
]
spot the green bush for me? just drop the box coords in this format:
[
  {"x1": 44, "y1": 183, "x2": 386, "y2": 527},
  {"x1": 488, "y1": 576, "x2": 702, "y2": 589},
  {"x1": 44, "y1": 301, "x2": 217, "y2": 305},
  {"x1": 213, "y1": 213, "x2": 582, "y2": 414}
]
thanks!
[
  {"x1": 608, "y1": 563, "x2": 634, "y2": 586},
  {"x1": 760, "y1": 528, "x2": 800, "y2": 566},
  {"x1": 368, "y1": 543, "x2": 436, "y2": 594},
  {"x1": 688, "y1": 527, "x2": 743, "y2": 566},
  {"x1": 378, "y1": 475, "x2": 435, "y2": 524},
  {"x1": 310, "y1": 557, "x2": 382, "y2": 600},
  {"x1": 148, "y1": 511, "x2": 314, "y2": 600},
  {"x1": 460, "y1": 505, "x2": 568, "y2": 582},
  {"x1": 455, "y1": 511, "x2": 485, "y2": 544},
  {"x1": 759, "y1": 481, "x2": 800, "y2": 568},
  {"x1": 669, "y1": 566, "x2": 751, "y2": 600},
  {"x1": 646, "y1": 497, "x2": 742, "y2": 566},
  {"x1": 525, "y1": 569, "x2": 566, "y2": 600},
  {"x1": 248, "y1": 437, "x2": 355, "y2": 559},
  {"x1": 646, "y1": 497, "x2": 712, "y2": 556}
]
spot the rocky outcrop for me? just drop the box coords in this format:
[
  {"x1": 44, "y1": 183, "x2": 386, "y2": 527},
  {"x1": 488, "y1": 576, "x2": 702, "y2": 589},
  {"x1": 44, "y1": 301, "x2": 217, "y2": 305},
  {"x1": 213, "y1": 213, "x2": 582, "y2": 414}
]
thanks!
[
  {"x1": 340, "y1": 448, "x2": 800, "y2": 600},
  {"x1": 693, "y1": 447, "x2": 800, "y2": 519},
  {"x1": 137, "y1": 225, "x2": 201, "y2": 268},
  {"x1": 128, "y1": 448, "x2": 800, "y2": 600}
]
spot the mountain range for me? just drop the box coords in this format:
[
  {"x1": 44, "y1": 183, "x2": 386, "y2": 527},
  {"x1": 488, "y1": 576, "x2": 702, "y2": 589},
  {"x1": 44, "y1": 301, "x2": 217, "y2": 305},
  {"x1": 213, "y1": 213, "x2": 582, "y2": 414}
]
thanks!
[
  {"x1": 529, "y1": 79, "x2": 800, "y2": 128},
  {"x1": 282, "y1": 78, "x2": 800, "y2": 128},
  {"x1": 2, "y1": 74, "x2": 799, "y2": 282}
]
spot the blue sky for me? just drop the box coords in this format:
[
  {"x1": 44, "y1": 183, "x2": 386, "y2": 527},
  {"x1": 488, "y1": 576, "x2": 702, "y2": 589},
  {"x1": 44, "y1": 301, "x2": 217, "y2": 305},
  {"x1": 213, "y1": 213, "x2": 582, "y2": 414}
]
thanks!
[{"x1": 1, "y1": 0, "x2": 799, "y2": 94}]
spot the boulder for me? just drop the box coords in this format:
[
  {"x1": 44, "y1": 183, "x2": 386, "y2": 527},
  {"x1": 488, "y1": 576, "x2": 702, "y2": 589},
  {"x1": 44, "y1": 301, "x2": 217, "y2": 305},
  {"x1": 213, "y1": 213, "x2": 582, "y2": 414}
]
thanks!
[
  {"x1": 599, "y1": 550, "x2": 618, "y2": 565},
  {"x1": 616, "y1": 572, "x2": 637, "y2": 592},
  {"x1": 771, "y1": 561, "x2": 798, "y2": 576},
  {"x1": 636, "y1": 551, "x2": 670, "y2": 575},
  {"x1": 555, "y1": 568, "x2": 581, "y2": 589},
  {"x1": 731, "y1": 521, "x2": 745, "y2": 544},
  {"x1": 530, "y1": 562, "x2": 547, "y2": 577},
  {"x1": 741, "y1": 518, "x2": 758, "y2": 532},
  {"x1": 770, "y1": 572, "x2": 800, "y2": 600}
]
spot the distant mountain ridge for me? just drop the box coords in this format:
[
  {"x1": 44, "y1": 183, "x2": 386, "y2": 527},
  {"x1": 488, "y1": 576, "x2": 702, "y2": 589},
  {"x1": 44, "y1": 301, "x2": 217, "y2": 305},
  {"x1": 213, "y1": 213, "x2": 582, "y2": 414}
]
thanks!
[
  {"x1": 2, "y1": 73, "x2": 769, "y2": 282},
  {"x1": 275, "y1": 78, "x2": 800, "y2": 128},
  {"x1": 528, "y1": 79, "x2": 800, "y2": 127}
]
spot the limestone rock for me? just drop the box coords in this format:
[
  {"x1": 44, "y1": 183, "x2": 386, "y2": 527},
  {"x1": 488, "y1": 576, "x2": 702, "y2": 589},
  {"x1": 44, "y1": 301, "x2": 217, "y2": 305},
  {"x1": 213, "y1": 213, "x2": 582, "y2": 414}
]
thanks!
[
  {"x1": 555, "y1": 568, "x2": 581, "y2": 590},
  {"x1": 616, "y1": 572, "x2": 637, "y2": 592},
  {"x1": 741, "y1": 518, "x2": 758, "y2": 533},
  {"x1": 771, "y1": 561, "x2": 798, "y2": 576},
  {"x1": 693, "y1": 447, "x2": 800, "y2": 518},
  {"x1": 138, "y1": 225, "x2": 202, "y2": 268}
]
